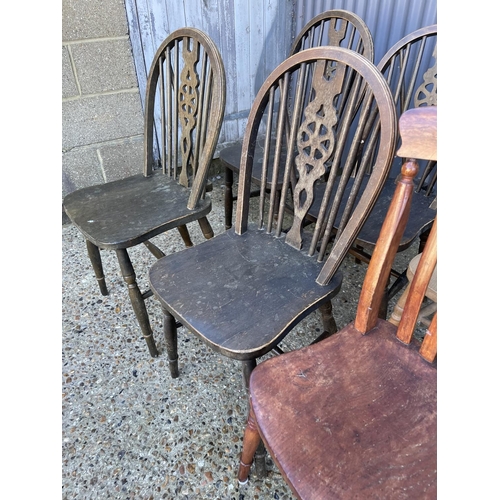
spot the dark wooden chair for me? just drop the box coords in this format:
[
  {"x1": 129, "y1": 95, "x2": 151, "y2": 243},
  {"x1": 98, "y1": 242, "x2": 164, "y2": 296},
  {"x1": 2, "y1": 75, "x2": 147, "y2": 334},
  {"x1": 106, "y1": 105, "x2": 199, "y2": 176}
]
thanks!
[
  {"x1": 149, "y1": 45, "x2": 397, "y2": 473},
  {"x1": 310, "y1": 24, "x2": 438, "y2": 315},
  {"x1": 237, "y1": 105, "x2": 437, "y2": 498},
  {"x1": 220, "y1": 9, "x2": 374, "y2": 230},
  {"x1": 62, "y1": 28, "x2": 226, "y2": 358}
]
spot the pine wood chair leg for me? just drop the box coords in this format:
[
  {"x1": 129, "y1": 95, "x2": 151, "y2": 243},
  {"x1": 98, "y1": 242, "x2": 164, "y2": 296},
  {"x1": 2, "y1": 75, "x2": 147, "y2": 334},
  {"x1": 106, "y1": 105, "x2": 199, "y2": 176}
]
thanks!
[
  {"x1": 388, "y1": 283, "x2": 410, "y2": 326},
  {"x1": 86, "y1": 240, "x2": 109, "y2": 296},
  {"x1": 238, "y1": 401, "x2": 263, "y2": 484},
  {"x1": 177, "y1": 225, "x2": 193, "y2": 247},
  {"x1": 163, "y1": 307, "x2": 179, "y2": 378},
  {"x1": 224, "y1": 166, "x2": 234, "y2": 230},
  {"x1": 198, "y1": 216, "x2": 214, "y2": 239},
  {"x1": 115, "y1": 249, "x2": 158, "y2": 357}
]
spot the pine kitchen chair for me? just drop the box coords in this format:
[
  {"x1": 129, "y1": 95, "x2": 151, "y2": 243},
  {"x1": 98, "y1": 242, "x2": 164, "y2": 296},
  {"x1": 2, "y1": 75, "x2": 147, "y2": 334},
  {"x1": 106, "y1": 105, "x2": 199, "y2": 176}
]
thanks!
[
  {"x1": 237, "y1": 105, "x2": 437, "y2": 498},
  {"x1": 63, "y1": 28, "x2": 226, "y2": 357},
  {"x1": 220, "y1": 9, "x2": 374, "y2": 230}
]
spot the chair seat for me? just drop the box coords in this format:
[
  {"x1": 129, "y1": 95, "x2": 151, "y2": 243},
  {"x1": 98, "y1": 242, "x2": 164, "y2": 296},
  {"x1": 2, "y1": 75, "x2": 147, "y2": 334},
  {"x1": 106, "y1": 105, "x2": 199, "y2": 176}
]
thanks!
[
  {"x1": 148, "y1": 226, "x2": 343, "y2": 360},
  {"x1": 63, "y1": 172, "x2": 212, "y2": 250},
  {"x1": 249, "y1": 318, "x2": 437, "y2": 499},
  {"x1": 309, "y1": 176, "x2": 436, "y2": 251}
]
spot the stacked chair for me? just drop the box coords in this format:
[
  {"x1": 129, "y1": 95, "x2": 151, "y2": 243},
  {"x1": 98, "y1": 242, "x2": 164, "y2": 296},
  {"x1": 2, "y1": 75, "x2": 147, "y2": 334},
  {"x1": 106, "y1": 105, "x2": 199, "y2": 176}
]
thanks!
[{"x1": 221, "y1": 9, "x2": 375, "y2": 231}]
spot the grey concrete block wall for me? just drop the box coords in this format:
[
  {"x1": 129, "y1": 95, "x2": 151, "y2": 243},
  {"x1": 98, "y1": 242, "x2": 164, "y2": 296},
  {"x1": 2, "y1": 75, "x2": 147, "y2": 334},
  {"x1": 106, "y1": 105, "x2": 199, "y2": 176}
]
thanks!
[{"x1": 62, "y1": 0, "x2": 144, "y2": 205}]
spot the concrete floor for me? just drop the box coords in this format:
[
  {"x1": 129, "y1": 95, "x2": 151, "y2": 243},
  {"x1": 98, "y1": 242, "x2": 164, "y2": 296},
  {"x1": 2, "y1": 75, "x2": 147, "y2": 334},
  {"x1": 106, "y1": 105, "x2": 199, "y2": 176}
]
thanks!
[{"x1": 62, "y1": 173, "x2": 420, "y2": 499}]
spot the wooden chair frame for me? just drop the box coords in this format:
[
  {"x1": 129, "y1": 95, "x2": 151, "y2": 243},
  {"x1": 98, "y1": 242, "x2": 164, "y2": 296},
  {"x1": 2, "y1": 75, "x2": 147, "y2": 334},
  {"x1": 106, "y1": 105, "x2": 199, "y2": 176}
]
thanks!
[{"x1": 63, "y1": 28, "x2": 226, "y2": 357}]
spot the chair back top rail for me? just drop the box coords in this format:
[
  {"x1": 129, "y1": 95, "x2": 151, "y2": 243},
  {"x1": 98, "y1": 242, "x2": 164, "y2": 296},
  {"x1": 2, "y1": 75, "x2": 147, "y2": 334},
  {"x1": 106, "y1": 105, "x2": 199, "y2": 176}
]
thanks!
[{"x1": 290, "y1": 9, "x2": 374, "y2": 62}]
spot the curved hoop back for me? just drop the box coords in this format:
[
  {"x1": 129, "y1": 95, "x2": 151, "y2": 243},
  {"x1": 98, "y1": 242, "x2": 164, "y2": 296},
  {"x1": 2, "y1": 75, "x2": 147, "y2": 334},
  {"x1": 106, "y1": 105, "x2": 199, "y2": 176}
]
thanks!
[
  {"x1": 143, "y1": 28, "x2": 226, "y2": 210},
  {"x1": 290, "y1": 9, "x2": 374, "y2": 62},
  {"x1": 378, "y1": 24, "x2": 437, "y2": 189}
]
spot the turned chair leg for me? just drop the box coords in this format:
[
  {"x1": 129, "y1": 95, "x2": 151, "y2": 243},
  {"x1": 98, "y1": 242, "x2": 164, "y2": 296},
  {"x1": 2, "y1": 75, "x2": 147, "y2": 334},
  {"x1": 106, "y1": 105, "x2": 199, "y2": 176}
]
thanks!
[
  {"x1": 388, "y1": 285, "x2": 411, "y2": 327},
  {"x1": 177, "y1": 225, "x2": 194, "y2": 247},
  {"x1": 163, "y1": 307, "x2": 179, "y2": 378},
  {"x1": 319, "y1": 299, "x2": 337, "y2": 335},
  {"x1": 312, "y1": 300, "x2": 338, "y2": 344},
  {"x1": 198, "y1": 216, "x2": 214, "y2": 239},
  {"x1": 224, "y1": 167, "x2": 234, "y2": 230},
  {"x1": 86, "y1": 240, "x2": 109, "y2": 296},
  {"x1": 241, "y1": 359, "x2": 267, "y2": 480},
  {"x1": 238, "y1": 401, "x2": 262, "y2": 485},
  {"x1": 115, "y1": 248, "x2": 158, "y2": 358}
]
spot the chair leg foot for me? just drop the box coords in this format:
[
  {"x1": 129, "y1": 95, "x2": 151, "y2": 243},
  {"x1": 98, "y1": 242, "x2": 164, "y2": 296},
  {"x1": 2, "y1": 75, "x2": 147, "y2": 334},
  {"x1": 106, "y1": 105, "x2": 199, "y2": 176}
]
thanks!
[
  {"x1": 238, "y1": 401, "x2": 262, "y2": 484},
  {"x1": 163, "y1": 307, "x2": 179, "y2": 378},
  {"x1": 86, "y1": 240, "x2": 109, "y2": 296},
  {"x1": 177, "y1": 225, "x2": 194, "y2": 247},
  {"x1": 115, "y1": 249, "x2": 158, "y2": 358},
  {"x1": 198, "y1": 216, "x2": 214, "y2": 239}
]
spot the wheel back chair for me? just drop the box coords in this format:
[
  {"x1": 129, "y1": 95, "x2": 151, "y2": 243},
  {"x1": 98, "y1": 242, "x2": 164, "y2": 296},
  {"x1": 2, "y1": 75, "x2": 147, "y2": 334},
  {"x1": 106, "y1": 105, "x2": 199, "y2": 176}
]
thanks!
[
  {"x1": 237, "y1": 105, "x2": 437, "y2": 499},
  {"x1": 149, "y1": 46, "x2": 397, "y2": 476},
  {"x1": 63, "y1": 28, "x2": 226, "y2": 357},
  {"x1": 220, "y1": 9, "x2": 374, "y2": 230},
  {"x1": 310, "y1": 24, "x2": 438, "y2": 317}
]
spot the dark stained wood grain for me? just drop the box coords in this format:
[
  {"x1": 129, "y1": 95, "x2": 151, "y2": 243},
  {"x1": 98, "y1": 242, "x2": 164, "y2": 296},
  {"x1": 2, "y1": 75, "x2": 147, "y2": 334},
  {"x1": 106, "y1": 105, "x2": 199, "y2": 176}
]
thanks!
[
  {"x1": 63, "y1": 172, "x2": 212, "y2": 249},
  {"x1": 149, "y1": 226, "x2": 343, "y2": 360}
]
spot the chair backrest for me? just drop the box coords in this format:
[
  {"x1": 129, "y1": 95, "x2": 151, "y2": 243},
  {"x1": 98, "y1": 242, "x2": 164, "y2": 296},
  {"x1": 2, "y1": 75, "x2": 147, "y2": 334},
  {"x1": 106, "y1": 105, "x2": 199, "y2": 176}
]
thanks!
[
  {"x1": 355, "y1": 106, "x2": 437, "y2": 362},
  {"x1": 143, "y1": 28, "x2": 226, "y2": 209},
  {"x1": 290, "y1": 9, "x2": 374, "y2": 62},
  {"x1": 235, "y1": 46, "x2": 397, "y2": 285},
  {"x1": 290, "y1": 10, "x2": 374, "y2": 121},
  {"x1": 378, "y1": 24, "x2": 437, "y2": 192}
]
